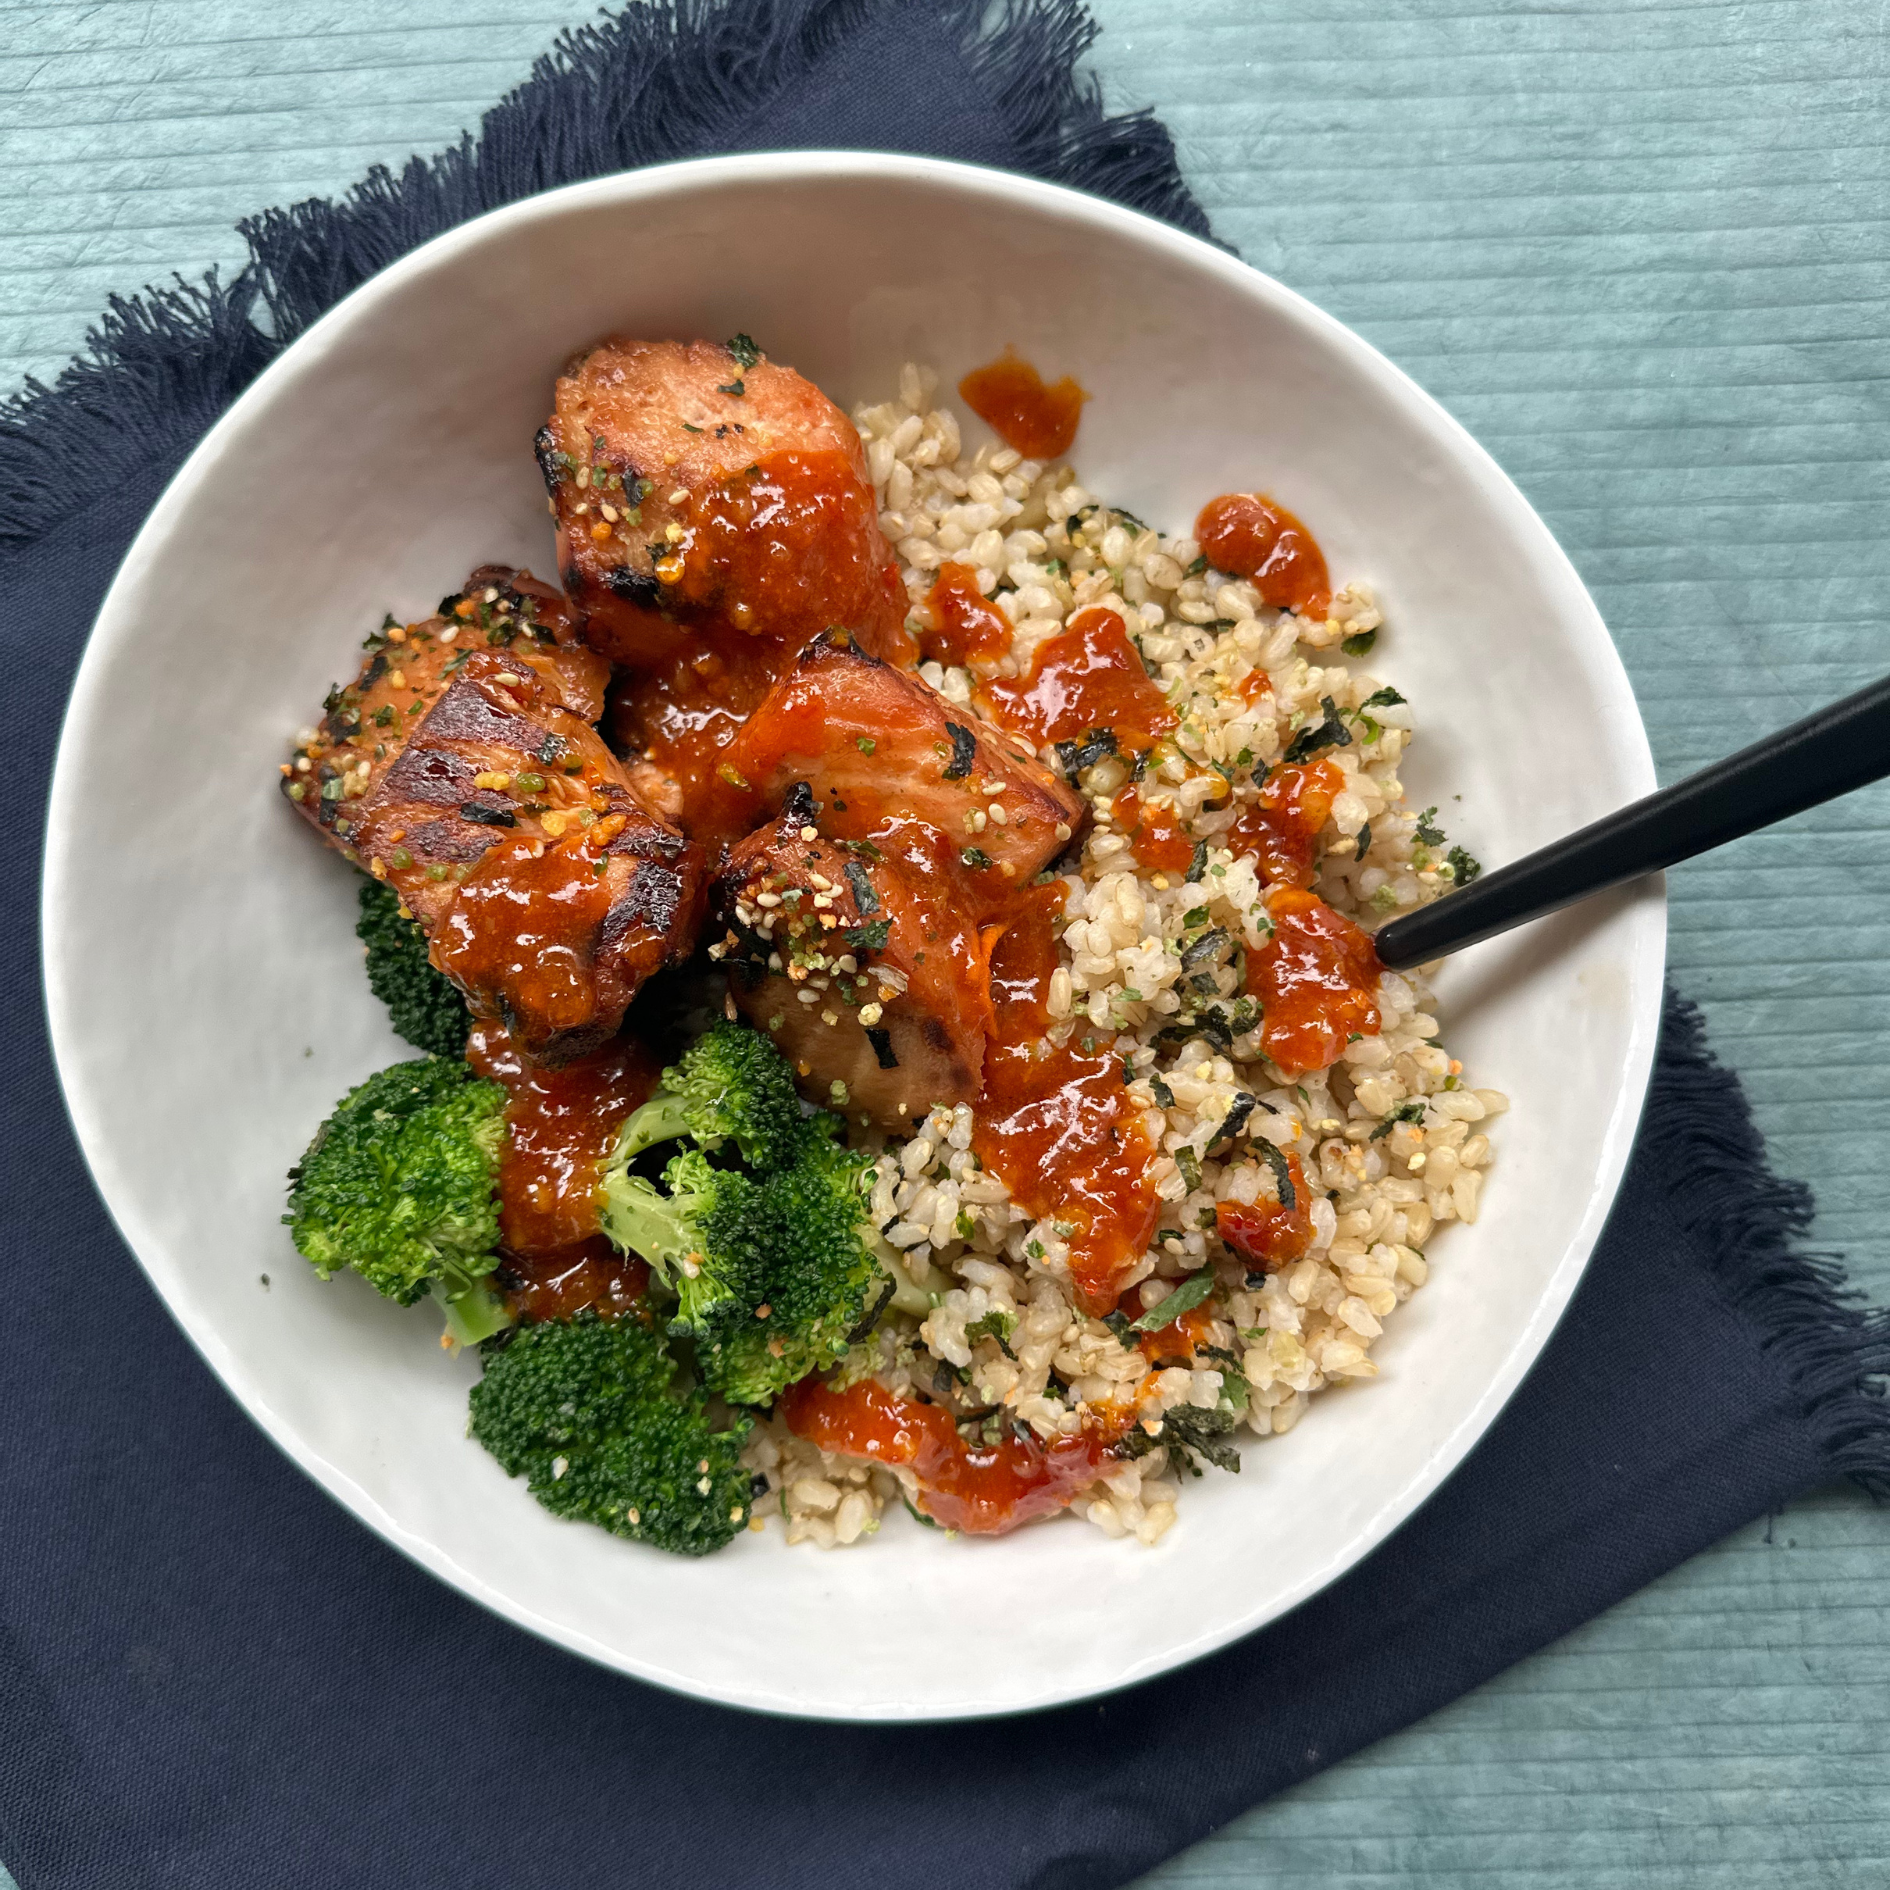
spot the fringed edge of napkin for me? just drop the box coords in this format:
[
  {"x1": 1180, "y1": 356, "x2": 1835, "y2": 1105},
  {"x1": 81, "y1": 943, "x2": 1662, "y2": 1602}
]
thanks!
[
  {"x1": 1648, "y1": 988, "x2": 1890, "y2": 1494},
  {"x1": 0, "y1": 0, "x2": 1210, "y2": 557}
]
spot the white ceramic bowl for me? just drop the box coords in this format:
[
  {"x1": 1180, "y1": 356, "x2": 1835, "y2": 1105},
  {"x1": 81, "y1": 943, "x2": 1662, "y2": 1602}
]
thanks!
[{"x1": 43, "y1": 153, "x2": 1664, "y2": 1720}]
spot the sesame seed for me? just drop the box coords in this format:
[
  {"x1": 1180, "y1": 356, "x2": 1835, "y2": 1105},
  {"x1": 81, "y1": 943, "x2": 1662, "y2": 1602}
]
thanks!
[
  {"x1": 799, "y1": 825, "x2": 818, "y2": 842},
  {"x1": 756, "y1": 892, "x2": 782, "y2": 908},
  {"x1": 599, "y1": 502, "x2": 618, "y2": 523},
  {"x1": 988, "y1": 804, "x2": 1007, "y2": 825},
  {"x1": 294, "y1": 756, "x2": 311, "y2": 773},
  {"x1": 1055, "y1": 823, "x2": 1073, "y2": 842},
  {"x1": 439, "y1": 625, "x2": 458, "y2": 644},
  {"x1": 668, "y1": 487, "x2": 689, "y2": 503},
  {"x1": 493, "y1": 672, "x2": 521, "y2": 686},
  {"x1": 859, "y1": 1002, "x2": 884, "y2": 1026}
]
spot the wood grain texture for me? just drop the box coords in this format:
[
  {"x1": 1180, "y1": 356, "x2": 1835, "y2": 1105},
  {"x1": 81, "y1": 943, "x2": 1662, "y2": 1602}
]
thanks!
[{"x1": 1, "y1": 3, "x2": 1886, "y2": 1886}]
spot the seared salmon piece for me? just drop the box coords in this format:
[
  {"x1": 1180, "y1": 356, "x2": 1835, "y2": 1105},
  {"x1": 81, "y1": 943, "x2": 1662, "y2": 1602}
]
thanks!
[
  {"x1": 721, "y1": 632, "x2": 1086, "y2": 911},
  {"x1": 539, "y1": 338, "x2": 916, "y2": 819},
  {"x1": 713, "y1": 790, "x2": 993, "y2": 1126},
  {"x1": 283, "y1": 568, "x2": 700, "y2": 1064},
  {"x1": 538, "y1": 336, "x2": 911, "y2": 665}
]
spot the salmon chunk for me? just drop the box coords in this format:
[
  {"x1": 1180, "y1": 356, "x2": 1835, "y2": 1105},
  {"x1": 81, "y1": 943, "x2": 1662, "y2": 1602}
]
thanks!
[
  {"x1": 713, "y1": 790, "x2": 993, "y2": 1126},
  {"x1": 540, "y1": 338, "x2": 916, "y2": 816},
  {"x1": 283, "y1": 567, "x2": 700, "y2": 1063},
  {"x1": 721, "y1": 631, "x2": 1086, "y2": 912},
  {"x1": 538, "y1": 336, "x2": 910, "y2": 665},
  {"x1": 707, "y1": 638, "x2": 1087, "y2": 1124}
]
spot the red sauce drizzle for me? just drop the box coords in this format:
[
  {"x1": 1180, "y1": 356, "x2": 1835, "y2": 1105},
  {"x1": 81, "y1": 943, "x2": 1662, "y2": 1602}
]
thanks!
[
  {"x1": 923, "y1": 562, "x2": 1013, "y2": 666},
  {"x1": 957, "y1": 348, "x2": 1088, "y2": 460},
  {"x1": 610, "y1": 626, "x2": 780, "y2": 840},
  {"x1": 979, "y1": 606, "x2": 1178, "y2": 752},
  {"x1": 1226, "y1": 757, "x2": 1345, "y2": 888},
  {"x1": 1133, "y1": 1297, "x2": 1220, "y2": 1363},
  {"x1": 465, "y1": 1023, "x2": 660, "y2": 1255},
  {"x1": 1244, "y1": 888, "x2": 1382, "y2": 1077},
  {"x1": 1215, "y1": 1152, "x2": 1315, "y2": 1274},
  {"x1": 1196, "y1": 492, "x2": 1332, "y2": 622},
  {"x1": 668, "y1": 447, "x2": 911, "y2": 655},
  {"x1": 778, "y1": 1375, "x2": 1115, "y2": 1535},
  {"x1": 1111, "y1": 784, "x2": 1196, "y2": 877},
  {"x1": 608, "y1": 446, "x2": 917, "y2": 843},
  {"x1": 501, "y1": 1238, "x2": 652, "y2": 1325},
  {"x1": 435, "y1": 829, "x2": 632, "y2": 1045},
  {"x1": 971, "y1": 883, "x2": 1162, "y2": 1314}
]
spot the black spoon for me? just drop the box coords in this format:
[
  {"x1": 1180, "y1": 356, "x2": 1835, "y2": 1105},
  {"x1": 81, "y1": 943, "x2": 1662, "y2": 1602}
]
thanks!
[{"x1": 1372, "y1": 671, "x2": 1890, "y2": 972}]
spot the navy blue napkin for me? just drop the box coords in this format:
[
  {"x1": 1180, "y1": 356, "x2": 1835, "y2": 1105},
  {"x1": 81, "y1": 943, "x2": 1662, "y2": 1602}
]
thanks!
[{"x1": 2, "y1": 5, "x2": 1884, "y2": 1887}]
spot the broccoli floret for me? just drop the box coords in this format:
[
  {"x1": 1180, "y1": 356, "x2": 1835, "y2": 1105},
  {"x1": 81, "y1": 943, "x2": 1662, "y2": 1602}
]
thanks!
[
  {"x1": 599, "y1": 1149, "x2": 774, "y2": 1341},
  {"x1": 285, "y1": 1058, "x2": 508, "y2": 1334},
  {"x1": 356, "y1": 879, "x2": 471, "y2": 1058},
  {"x1": 612, "y1": 1021, "x2": 806, "y2": 1171},
  {"x1": 599, "y1": 1117, "x2": 885, "y2": 1405},
  {"x1": 704, "y1": 1127, "x2": 885, "y2": 1404},
  {"x1": 468, "y1": 1311, "x2": 752, "y2": 1556}
]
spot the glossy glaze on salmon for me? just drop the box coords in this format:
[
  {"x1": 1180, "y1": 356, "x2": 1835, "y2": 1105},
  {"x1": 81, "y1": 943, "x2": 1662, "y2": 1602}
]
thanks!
[
  {"x1": 283, "y1": 567, "x2": 700, "y2": 1063},
  {"x1": 539, "y1": 338, "x2": 916, "y2": 816},
  {"x1": 708, "y1": 634, "x2": 1086, "y2": 1123}
]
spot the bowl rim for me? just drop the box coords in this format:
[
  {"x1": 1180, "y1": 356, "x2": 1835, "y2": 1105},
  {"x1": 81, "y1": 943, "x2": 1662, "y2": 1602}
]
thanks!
[{"x1": 42, "y1": 148, "x2": 1666, "y2": 1721}]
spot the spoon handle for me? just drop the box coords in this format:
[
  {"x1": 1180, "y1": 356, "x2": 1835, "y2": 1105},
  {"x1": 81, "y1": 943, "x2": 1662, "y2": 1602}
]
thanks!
[{"x1": 1373, "y1": 671, "x2": 1890, "y2": 972}]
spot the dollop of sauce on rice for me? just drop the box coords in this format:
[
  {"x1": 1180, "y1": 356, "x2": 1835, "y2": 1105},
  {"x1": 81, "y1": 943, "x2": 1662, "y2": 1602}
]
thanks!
[
  {"x1": 779, "y1": 1373, "x2": 1116, "y2": 1534},
  {"x1": 1245, "y1": 888, "x2": 1383, "y2": 1077},
  {"x1": 1195, "y1": 491, "x2": 1332, "y2": 622},
  {"x1": 1227, "y1": 757, "x2": 1346, "y2": 888},
  {"x1": 922, "y1": 561, "x2": 1013, "y2": 666},
  {"x1": 957, "y1": 347, "x2": 1088, "y2": 460},
  {"x1": 980, "y1": 604, "x2": 1178, "y2": 750},
  {"x1": 1111, "y1": 783, "x2": 1196, "y2": 876},
  {"x1": 971, "y1": 882, "x2": 1163, "y2": 1314},
  {"x1": 1214, "y1": 1151, "x2": 1315, "y2": 1274}
]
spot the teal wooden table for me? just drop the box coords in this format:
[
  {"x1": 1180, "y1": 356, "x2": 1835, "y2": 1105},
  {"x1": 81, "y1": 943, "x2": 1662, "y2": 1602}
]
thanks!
[{"x1": 4, "y1": 3, "x2": 1886, "y2": 1883}]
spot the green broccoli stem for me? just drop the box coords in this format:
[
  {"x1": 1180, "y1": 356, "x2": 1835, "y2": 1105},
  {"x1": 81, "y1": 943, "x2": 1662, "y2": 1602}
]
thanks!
[
  {"x1": 598, "y1": 1175, "x2": 698, "y2": 1284},
  {"x1": 612, "y1": 1091, "x2": 693, "y2": 1166},
  {"x1": 442, "y1": 1278, "x2": 513, "y2": 1348}
]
